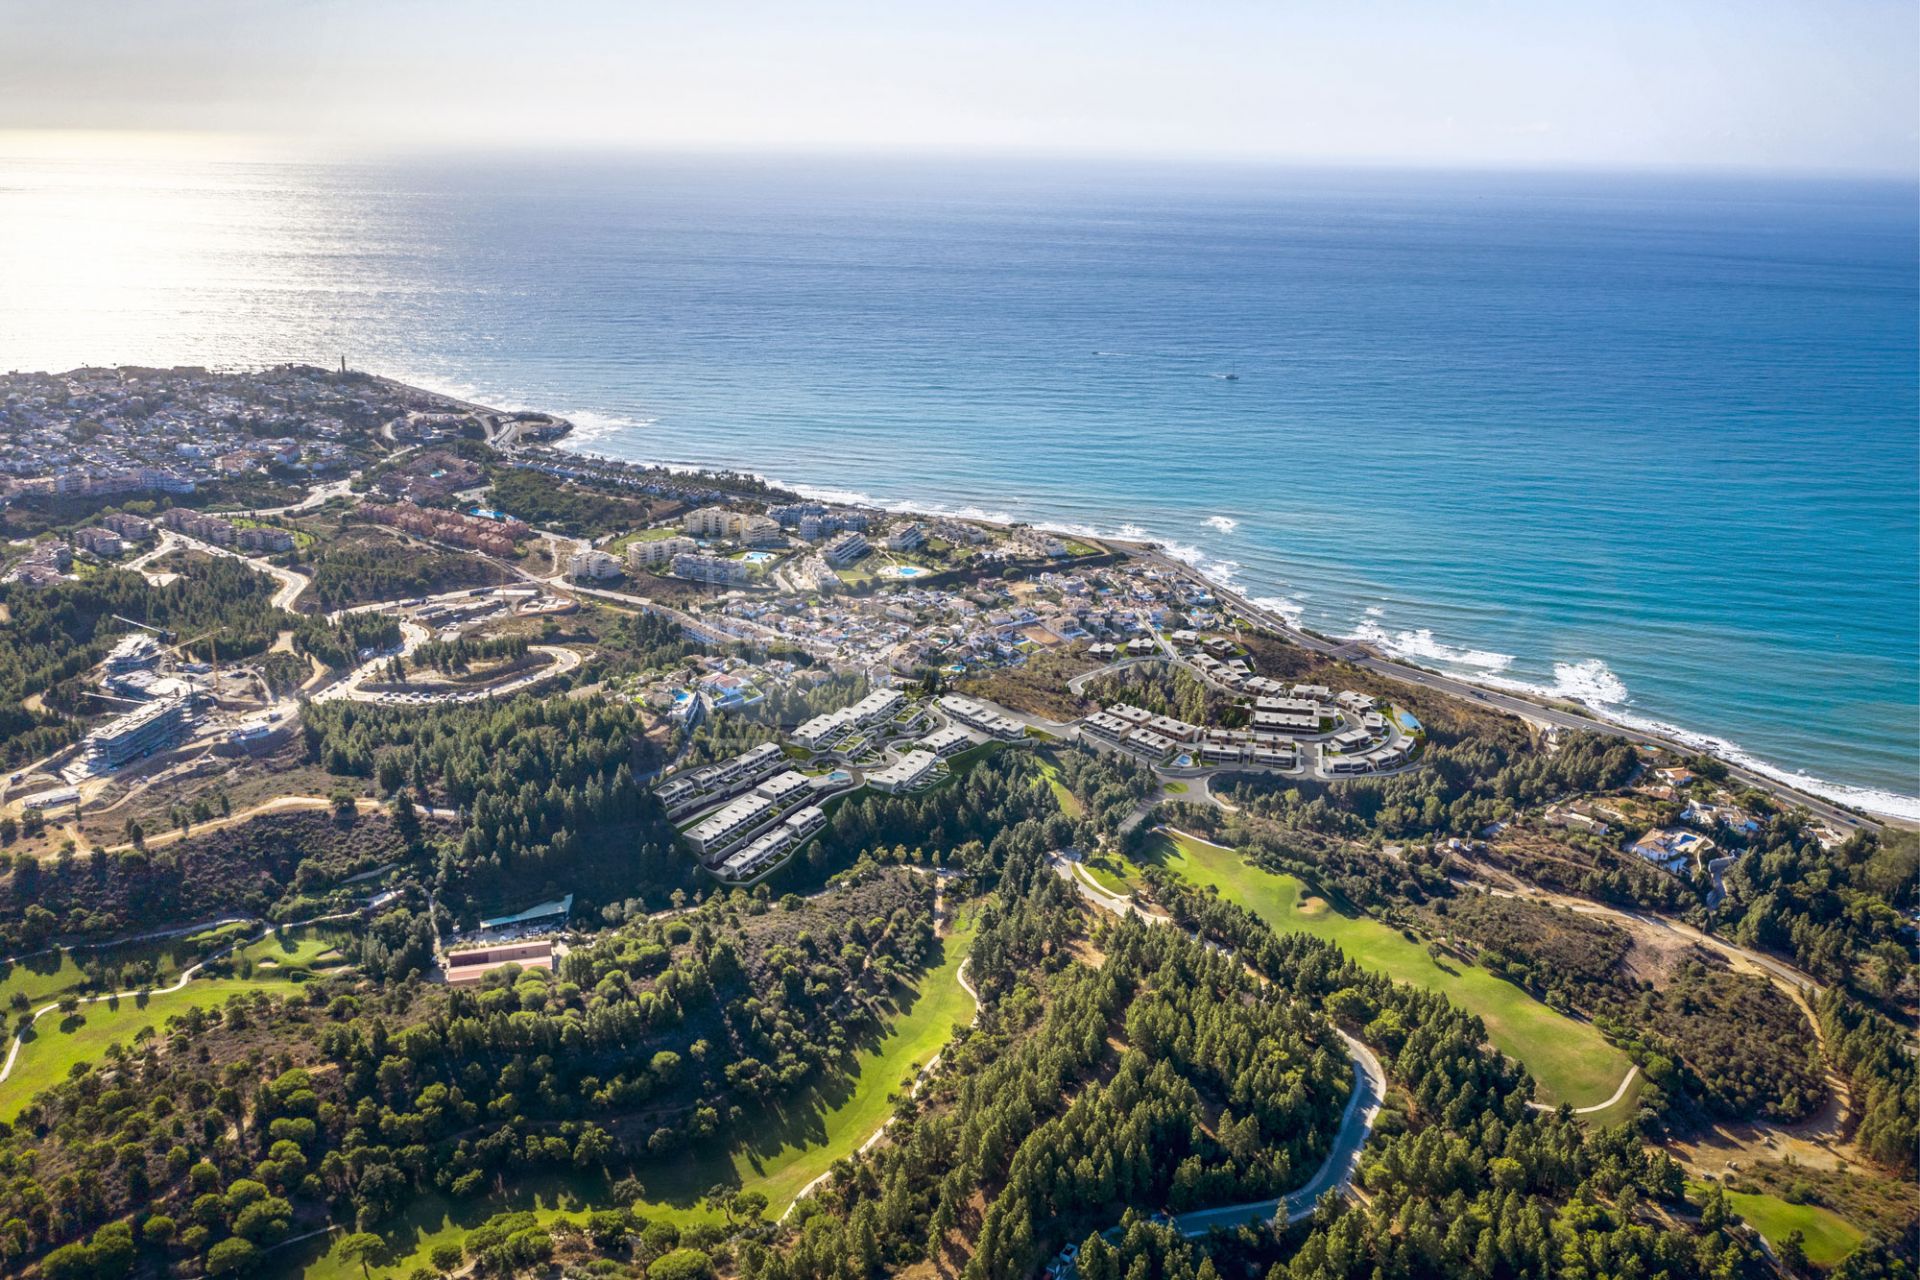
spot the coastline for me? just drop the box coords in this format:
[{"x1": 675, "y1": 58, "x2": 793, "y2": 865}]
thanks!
[{"x1": 364, "y1": 369, "x2": 1916, "y2": 827}]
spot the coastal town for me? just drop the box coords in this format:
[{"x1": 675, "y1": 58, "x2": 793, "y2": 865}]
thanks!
[{"x1": 0, "y1": 365, "x2": 1910, "y2": 1280}]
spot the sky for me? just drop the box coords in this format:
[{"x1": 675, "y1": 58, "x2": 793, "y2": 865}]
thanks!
[{"x1": 2, "y1": 0, "x2": 1916, "y2": 174}]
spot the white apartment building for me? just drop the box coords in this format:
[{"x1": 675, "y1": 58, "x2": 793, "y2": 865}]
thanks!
[
  {"x1": 627, "y1": 535, "x2": 697, "y2": 570},
  {"x1": 568, "y1": 549, "x2": 622, "y2": 580},
  {"x1": 867, "y1": 749, "x2": 939, "y2": 794}
]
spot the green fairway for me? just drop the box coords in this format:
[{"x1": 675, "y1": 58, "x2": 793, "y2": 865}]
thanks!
[
  {"x1": 1, "y1": 978, "x2": 271, "y2": 1120},
  {"x1": 0, "y1": 922, "x2": 254, "y2": 1010},
  {"x1": 294, "y1": 910, "x2": 983, "y2": 1280},
  {"x1": 1142, "y1": 830, "x2": 1633, "y2": 1109},
  {"x1": 1081, "y1": 851, "x2": 1146, "y2": 896},
  {"x1": 1688, "y1": 1182, "x2": 1865, "y2": 1266},
  {"x1": 1034, "y1": 752, "x2": 1084, "y2": 817},
  {"x1": 234, "y1": 926, "x2": 350, "y2": 979}
]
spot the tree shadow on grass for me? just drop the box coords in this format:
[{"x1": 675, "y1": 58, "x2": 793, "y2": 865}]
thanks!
[{"x1": 630, "y1": 937, "x2": 950, "y2": 1210}]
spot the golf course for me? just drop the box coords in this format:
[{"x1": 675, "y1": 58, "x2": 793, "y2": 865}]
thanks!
[
  {"x1": 294, "y1": 909, "x2": 982, "y2": 1280},
  {"x1": 0, "y1": 922, "x2": 352, "y2": 1122},
  {"x1": 1140, "y1": 829, "x2": 1637, "y2": 1113}
]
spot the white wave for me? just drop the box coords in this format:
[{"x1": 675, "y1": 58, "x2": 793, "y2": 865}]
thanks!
[
  {"x1": 547, "y1": 416, "x2": 1918, "y2": 821},
  {"x1": 1205, "y1": 515, "x2": 1238, "y2": 534},
  {"x1": 561, "y1": 409, "x2": 660, "y2": 442},
  {"x1": 1349, "y1": 621, "x2": 1515, "y2": 673},
  {"x1": 1365, "y1": 605, "x2": 1385, "y2": 617},
  {"x1": 1467, "y1": 659, "x2": 1918, "y2": 822},
  {"x1": 1251, "y1": 595, "x2": 1306, "y2": 625}
]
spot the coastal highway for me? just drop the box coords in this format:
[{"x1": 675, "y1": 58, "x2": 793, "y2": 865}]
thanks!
[{"x1": 1131, "y1": 548, "x2": 1882, "y2": 835}]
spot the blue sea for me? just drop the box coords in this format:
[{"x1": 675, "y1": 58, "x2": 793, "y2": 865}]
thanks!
[{"x1": 1, "y1": 148, "x2": 1914, "y2": 815}]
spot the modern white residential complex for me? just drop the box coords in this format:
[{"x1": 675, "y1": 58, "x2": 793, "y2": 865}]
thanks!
[
  {"x1": 867, "y1": 749, "x2": 940, "y2": 793},
  {"x1": 936, "y1": 693, "x2": 1024, "y2": 740},
  {"x1": 672, "y1": 552, "x2": 751, "y2": 586},
  {"x1": 655, "y1": 741, "x2": 785, "y2": 817},
  {"x1": 916, "y1": 724, "x2": 974, "y2": 757},
  {"x1": 568, "y1": 548, "x2": 622, "y2": 579},
  {"x1": 823, "y1": 530, "x2": 871, "y2": 566}
]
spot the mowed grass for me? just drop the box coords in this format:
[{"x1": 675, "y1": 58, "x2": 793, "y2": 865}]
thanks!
[
  {"x1": 2, "y1": 924, "x2": 345, "y2": 1122},
  {"x1": 1081, "y1": 851, "x2": 1147, "y2": 896},
  {"x1": 1034, "y1": 751, "x2": 1085, "y2": 818},
  {"x1": 234, "y1": 927, "x2": 350, "y2": 978},
  {"x1": 1142, "y1": 830, "x2": 1633, "y2": 1109},
  {"x1": 1687, "y1": 1182, "x2": 1865, "y2": 1266},
  {"x1": 1, "y1": 978, "x2": 270, "y2": 1120},
  {"x1": 295, "y1": 910, "x2": 983, "y2": 1280},
  {"x1": 0, "y1": 921, "x2": 254, "y2": 1010}
]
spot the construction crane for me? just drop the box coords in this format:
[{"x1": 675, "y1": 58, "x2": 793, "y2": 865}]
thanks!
[
  {"x1": 173, "y1": 628, "x2": 229, "y2": 688},
  {"x1": 112, "y1": 614, "x2": 172, "y2": 641}
]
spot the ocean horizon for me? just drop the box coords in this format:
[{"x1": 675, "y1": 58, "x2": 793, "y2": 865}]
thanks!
[{"x1": 2, "y1": 149, "x2": 1914, "y2": 817}]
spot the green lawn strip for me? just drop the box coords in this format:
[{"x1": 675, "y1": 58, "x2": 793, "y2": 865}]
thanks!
[
  {"x1": 1686, "y1": 1181, "x2": 1865, "y2": 1266},
  {"x1": 0, "y1": 922, "x2": 257, "y2": 1010},
  {"x1": 1081, "y1": 852, "x2": 1144, "y2": 896},
  {"x1": 300, "y1": 911, "x2": 983, "y2": 1280},
  {"x1": 1034, "y1": 752, "x2": 1085, "y2": 818},
  {"x1": 1573, "y1": 1071, "x2": 1645, "y2": 1130},
  {"x1": 1, "y1": 978, "x2": 271, "y2": 1120},
  {"x1": 1144, "y1": 830, "x2": 1632, "y2": 1109},
  {"x1": 233, "y1": 926, "x2": 350, "y2": 978}
]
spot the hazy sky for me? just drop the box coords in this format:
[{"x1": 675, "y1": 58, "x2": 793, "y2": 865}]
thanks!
[{"x1": 4, "y1": 0, "x2": 1916, "y2": 173}]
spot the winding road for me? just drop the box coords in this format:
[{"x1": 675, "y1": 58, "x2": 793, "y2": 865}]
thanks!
[{"x1": 1046, "y1": 850, "x2": 1387, "y2": 1234}]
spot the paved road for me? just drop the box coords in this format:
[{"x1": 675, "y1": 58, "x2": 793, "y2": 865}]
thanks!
[
  {"x1": 1169, "y1": 1029, "x2": 1384, "y2": 1236},
  {"x1": 1135, "y1": 549, "x2": 1881, "y2": 834},
  {"x1": 1045, "y1": 850, "x2": 1385, "y2": 1235},
  {"x1": 165, "y1": 531, "x2": 312, "y2": 611}
]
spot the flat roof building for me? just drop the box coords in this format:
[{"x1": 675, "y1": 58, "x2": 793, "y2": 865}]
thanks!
[
  {"x1": 917, "y1": 725, "x2": 973, "y2": 757},
  {"x1": 444, "y1": 940, "x2": 555, "y2": 986},
  {"x1": 755, "y1": 769, "x2": 814, "y2": 806},
  {"x1": 688, "y1": 792, "x2": 778, "y2": 858},
  {"x1": 937, "y1": 694, "x2": 1024, "y2": 740},
  {"x1": 867, "y1": 749, "x2": 940, "y2": 794},
  {"x1": 80, "y1": 694, "x2": 192, "y2": 770}
]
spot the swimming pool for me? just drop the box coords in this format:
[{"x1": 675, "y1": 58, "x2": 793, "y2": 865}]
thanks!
[
  {"x1": 877, "y1": 564, "x2": 932, "y2": 579},
  {"x1": 740, "y1": 551, "x2": 777, "y2": 564}
]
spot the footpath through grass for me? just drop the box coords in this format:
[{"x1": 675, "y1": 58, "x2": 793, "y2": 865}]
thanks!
[
  {"x1": 0, "y1": 923, "x2": 346, "y2": 1122},
  {"x1": 0, "y1": 920, "x2": 254, "y2": 1011},
  {"x1": 1, "y1": 978, "x2": 268, "y2": 1120},
  {"x1": 1141, "y1": 830, "x2": 1633, "y2": 1109},
  {"x1": 1687, "y1": 1182, "x2": 1865, "y2": 1267},
  {"x1": 294, "y1": 909, "x2": 983, "y2": 1280}
]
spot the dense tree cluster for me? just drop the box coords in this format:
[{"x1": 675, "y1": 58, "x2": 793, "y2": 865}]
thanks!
[
  {"x1": 0, "y1": 809, "x2": 414, "y2": 954},
  {"x1": 1218, "y1": 731, "x2": 1640, "y2": 848},
  {"x1": 747, "y1": 867, "x2": 1350, "y2": 1280},
  {"x1": 1084, "y1": 664, "x2": 1219, "y2": 727},
  {"x1": 1717, "y1": 825, "x2": 1918, "y2": 1006},
  {"x1": 1818, "y1": 990, "x2": 1919, "y2": 1174},
  {"x1": 405, "y1": 633, "x2": 530, "y2": 675},
  {"x1": 292, "y1": 612, "x2": 403, "y2": 671},
  {"x1": 301, "y1": 694, "x2": 668, "y2": 915},
  {"x1": 484, "y1": 468, "x2": 660, "y2": 537},
  {"x1": 1047, "y1": 743, "x2": 1160, "y2": 840},
  {"x1": 304, "y1": 535, "x2": 503, "y2": 610},
  {"x1": 0, "y1": 870, "x2": 938, "y2": 1277}
]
